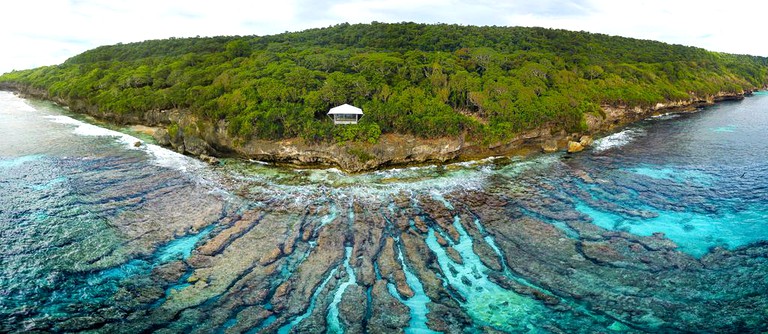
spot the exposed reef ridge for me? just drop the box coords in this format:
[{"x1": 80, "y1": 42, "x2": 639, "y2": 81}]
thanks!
[
  {"x1": 0, "y1": 82, "x2": 752, "y2": 172},
  {"x1": 5, "y1": 155, "x2": 767, "y2": 333}
]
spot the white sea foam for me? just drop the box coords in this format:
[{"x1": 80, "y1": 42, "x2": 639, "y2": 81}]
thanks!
[
  {"x1": 0, "y1": 92, "x2": 37, "y2": 112},
  {"x1": 248, "y1": 159, "x2": 270, "y2": 165},
  {"x1": 230, "y1": 162, "x2": 492, "y2": 204},
  {"x1": 44, "y1": 115, "x2": 202, "y2": 172},
  {"x1": 450, "y1": 156, "x2": 503, "y2": 168},
  {"x1": 46, "y1": 115, "x2": 140, "y2": 144},
  {"x1": 144, "y1": 144, "x2": 205, "y2": 173},
  {"x1": 650, "y1": 113, "x2": 681, "y2": 121},
  {"x1": 15, "y1": 100, "x2": 37, "y2": 112},
  {"x1": 592, "y1": 128, "x2": 644, "y2": 152},
  {"x1": 227, "y1": 154, "x2": 507, "y2": 201}
]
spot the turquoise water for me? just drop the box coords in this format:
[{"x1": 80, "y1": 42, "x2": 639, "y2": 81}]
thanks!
[
  {"x1": 156, "y1": 225, "x2": 216, "y2": 263},
  {"x1": 326, "y1": 247, "x2": 356, "y2": 333},
  {"x1": 387, "y1": 238, "x2": 439, "y2": 334},
  {"x1": 425, "y1": 218, "x2": 541, "y2": 332},
  {"x1": 276, "y1": 267, "x2": 339, "y2": 334},
  {"x1": 566, "y1": 97, "x2": 768, "y2": 257},
  {"x1": 1, "y1": 90, "x2": 768, "y2": 332}
]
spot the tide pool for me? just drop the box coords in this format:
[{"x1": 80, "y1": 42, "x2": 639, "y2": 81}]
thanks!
[
  {"x1": 425, "y1": 217, "x2": 542, "y2": 332},
  {"x1": 576, "y1": 201, "x2": 768, "y2": 257}
]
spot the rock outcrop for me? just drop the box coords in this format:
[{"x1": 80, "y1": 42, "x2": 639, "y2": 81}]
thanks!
[
  {"x1": 567, "y1": 135, "x2": 594, "y2": 153},
  {"x1": 579, "y1": 135, "x2": 593, "y2": 147},
  {"x1": 567, "y1": 141, "x2": 584, "y2": 153},
  {"x1": 541, "y1": 139, "x2": 559, "y2": 153}
]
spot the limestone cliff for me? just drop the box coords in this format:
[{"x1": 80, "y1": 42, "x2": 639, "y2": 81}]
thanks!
[{"x1": 0, "y1": 82, "x2": 753, "y2": 172}]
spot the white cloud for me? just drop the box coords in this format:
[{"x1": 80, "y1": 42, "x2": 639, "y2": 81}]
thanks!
[
  {"x1": 0, "y1": 0, "x2": 303, "y2": 73},
  {"x1": 1, "y1": 0, "x2": 767, "y2": 74},
  {"x1": 504, "y1": 0, "x2": 768, "y2": 55}
]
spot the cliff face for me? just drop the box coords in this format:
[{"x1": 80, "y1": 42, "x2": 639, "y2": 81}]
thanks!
[
  {"x1": 0, "y1": 82, "x2": 751, "y2": 172},
  {"x1": 586, "y1": 92, "x2": 748, "y2": 134},
  {"x1": 154, "y1": 109, "x2": 468, "y2": 171}
]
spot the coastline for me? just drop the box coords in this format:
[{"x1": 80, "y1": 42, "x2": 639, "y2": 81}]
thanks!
[
  {"x1": 4, "y1": 80, "x2": 768, "y2": 333},
  {"x1": 0, "y1": 82, "x2": 753, "y2": 172}
]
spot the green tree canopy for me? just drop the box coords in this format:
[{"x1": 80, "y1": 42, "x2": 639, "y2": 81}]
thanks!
[{"x1": 2, "y1": 22, "x2": 767, "y2": 144}]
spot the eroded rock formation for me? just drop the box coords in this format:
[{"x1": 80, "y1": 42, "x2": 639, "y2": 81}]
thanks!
[{"x1": 0, "y1": 83, "x2": 752, "y2": 172}]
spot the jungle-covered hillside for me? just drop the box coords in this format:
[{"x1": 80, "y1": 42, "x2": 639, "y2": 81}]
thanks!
[{"x1": 2, "y1": 22, "x2": 767, "y2": 144}]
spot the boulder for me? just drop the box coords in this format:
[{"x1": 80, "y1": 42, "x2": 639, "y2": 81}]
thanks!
[
  {"x1": 183, "y1": 135, "x2": 212, "y2": 156},
  {"x1": 579, "y1": 135, "x2": 594, "y2": 147},
  {"x1": 541, "y1": 139, "x2": 558, "y2": 153},
  {"x1": 199, "y1": 154, "x2": 220, "y2": 165},
  {"x1": 567, "y1": 141, "x2": 584, "y2": 153},
  {"x1": 153, "y1": 128, "x2": 171, "y2": 146},
  {"x1": 583, "y1": 112, "x2": 604, "y2": 132}
]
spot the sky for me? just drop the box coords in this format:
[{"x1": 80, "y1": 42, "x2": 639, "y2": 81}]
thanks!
[{"x1": 1, "y1": 0, "x2": 766, "y2": 74}]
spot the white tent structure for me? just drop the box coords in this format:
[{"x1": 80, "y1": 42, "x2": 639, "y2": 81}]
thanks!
[{"x1": 327, "y1": 104, "x2": 363, "y2": 125}]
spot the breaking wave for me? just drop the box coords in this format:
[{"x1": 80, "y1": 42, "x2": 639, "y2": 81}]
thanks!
[
  {"x1": 592, "y1": 128, "x2": 645, "y2": 152},
  {"x1": 45, "y1": 115, "x2": 203, "y2": 172}
]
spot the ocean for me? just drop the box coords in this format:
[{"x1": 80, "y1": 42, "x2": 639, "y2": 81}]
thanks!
[{"x1": 1, "y1": 90, "x2": 767, "y2": 332}]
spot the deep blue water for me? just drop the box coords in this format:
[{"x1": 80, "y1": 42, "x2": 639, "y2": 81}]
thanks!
[
  {"x1": 563, "y1": 96, "x2": 768, "y2": 256},
  {"x1": 577, "y1": 94, "x2": 768, "y2": 256},
  {"x1": 1, "y1": 90, "x2": 767, "y2": 333}
]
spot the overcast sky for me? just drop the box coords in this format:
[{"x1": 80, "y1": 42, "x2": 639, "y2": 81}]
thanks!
[{"x1": 1, "y1": 0, "x2": 766, "y2": 74}]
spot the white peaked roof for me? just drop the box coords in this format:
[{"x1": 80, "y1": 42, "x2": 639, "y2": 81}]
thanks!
[{"x1": 327, "y1": 104, "x2": 363, "y2": 115}]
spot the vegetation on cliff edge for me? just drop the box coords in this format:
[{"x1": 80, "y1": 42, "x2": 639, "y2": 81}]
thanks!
[{"x1": 2, "y1": 22, "x2": 767, "y2": 144}]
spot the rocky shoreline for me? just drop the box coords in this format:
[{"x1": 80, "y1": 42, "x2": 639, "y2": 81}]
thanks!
[
  {"x1": 0, "y1": 82, "x2": 753, "y2": 172},
  {"x1": 3, "y1": 85, "x2": 767, "y2": 333}
]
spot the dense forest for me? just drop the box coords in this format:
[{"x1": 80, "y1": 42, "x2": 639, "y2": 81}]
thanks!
[{"x1": 2, "y1": 22, "x2": 768, "y2": 144}]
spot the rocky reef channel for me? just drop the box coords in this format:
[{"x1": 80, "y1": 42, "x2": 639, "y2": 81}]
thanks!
[{"x1": 5, "y1": 156, "x2": 767, "y2": 333}]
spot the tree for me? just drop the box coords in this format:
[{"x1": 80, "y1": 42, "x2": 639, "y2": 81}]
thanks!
[
  {"x1": 225, "y1": 39, "x2": 251, "y2": 59},
  {"x1": 2, "y1": 22, "x2": 766, "y2": 144}
]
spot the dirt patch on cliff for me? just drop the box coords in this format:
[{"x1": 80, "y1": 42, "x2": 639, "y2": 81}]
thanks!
[{"x1": 128, "y1": 125, "x2": 160, "y2": 136}]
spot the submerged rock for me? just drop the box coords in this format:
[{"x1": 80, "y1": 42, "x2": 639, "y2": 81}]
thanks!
[
  {"x1": 445, "y1": 246, "x2": 463, "y2": 264},
  {"x1": 541, "y1": 139, "x2": 559, "y2": 153},
  {"x1": 579, "y1": 135, "x2": 594, "y2": 147},
  {"x1": 378, "y1": 237, "x2": 415, "y2": 299},
  {"x1": 338, "y1": 285, "x2": 367, "y2": 334},
  {"x1": 152, "y1": 261, "x2": 187, "y2": 282},
  {"x1": 260, "y1": 247, "x2": 283, "y2": 265},
  {"x1": 368, "y1": 281, "x2": 409, "y2": 333},
  {"x1": 567, "y1": 141, "x2": 584, "y2": 153},
  {"x1": 199, "y1": 154, "x2": 219, "y2": 165}
]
